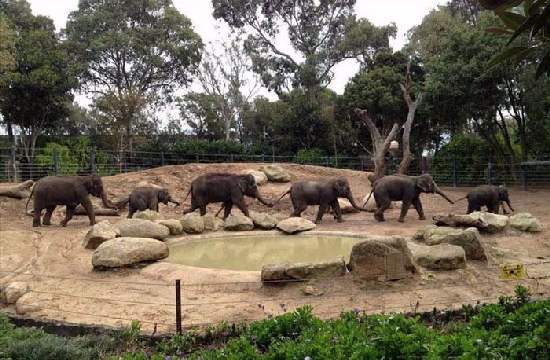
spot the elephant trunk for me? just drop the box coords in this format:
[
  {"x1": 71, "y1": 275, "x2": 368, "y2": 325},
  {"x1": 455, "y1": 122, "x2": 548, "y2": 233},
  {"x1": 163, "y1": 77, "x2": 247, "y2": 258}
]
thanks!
[
  {"x1": 505, "y1": 199, "x2": 514, "y2": 212},
  {"x1": 168, "y1": 196, "x2": 180, "y2": 206},
  {"x1": 434, "y1": 185, "x2": 454, "y2": 204},
  {"x1": 101, "y1": 191, "x2": 118, "y2": 209},
  {"x1": 347, "y1": 193, "x2": 369, "y2": 212},
  {"x1": 255, "y1": 190, "x2": 273, "y2": 207}
]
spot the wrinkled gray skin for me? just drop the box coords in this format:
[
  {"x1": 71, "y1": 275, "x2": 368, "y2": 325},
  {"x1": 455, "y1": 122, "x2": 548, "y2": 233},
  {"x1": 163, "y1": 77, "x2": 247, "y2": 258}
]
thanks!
[
  {"x1": 276, "y1": 177, "x2": 367, "y2": 224},
  {"x1": 465, "y1": 185, "x2": 514, "y2": 214},
  {"x1": 116, "y1": 186, "x2": 180, "y2": 218},
  {"x1": 27, "y1": 175, "x2": 117, "y2": 227},
  {"x1": 372, "y1": 174, "x2": 454, "y2": 223},
  {"x1": 182, "y1": 173, "x2": 272, "y2": 218}
]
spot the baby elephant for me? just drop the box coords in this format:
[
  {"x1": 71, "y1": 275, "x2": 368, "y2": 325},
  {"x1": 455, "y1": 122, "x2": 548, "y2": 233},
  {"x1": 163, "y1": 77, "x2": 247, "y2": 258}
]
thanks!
[
  {"x1": 460, "y1": 185, "x2": 514, "y2": 214},
  {"x1": 117, "y1": 186, "x2": 180, "y2": 218},
  {"x1": 276, "y1": 177, "x2": 366, "y2": 224}
]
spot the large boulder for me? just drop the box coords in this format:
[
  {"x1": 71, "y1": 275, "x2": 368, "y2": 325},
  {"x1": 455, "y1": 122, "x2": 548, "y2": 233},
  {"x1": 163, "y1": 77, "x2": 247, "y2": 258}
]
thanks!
[
  {"x1": 260, "y1": 164, "x2": 291, "y2": 183},
  {"x1": 92, "y1": 237, "x2": 169, "y2": 269},
  {"x1": 261, "y1": 258, "x2": 346, "y2": 282},
  {"x1": 116, "y1": 219, "x2": 170, "y2": 240},
  {"x1": 224, "y1": 214, "x2": 254, "y2": 231},
  {"x1": 203, "y1": 214, "x2": 224, "y2": 232},
  {"x1": 2, "y1": 282, "x2": 29, "y2": 304},
  {"x1": 276, "y1": 217, "x2": 316, "y2": 234},
  {"x1": 409, "y1": 243, "x2": 466, "y2": 270},
  {"x1": 133, "y1": 209, "x2": 161, "y2": 221},
  {"x1": 82, "y1": 221, "x2": 121, "y2": 249},
  {"x1": 509, "y1": 213, "x2": 543, "y2": 233},
  {"x1": 414, "y1": 226, "x2": 486, "y2": 260},
  {"x1": 362, "y1": 195, "x2": 400, "y2": 212},
  {"x1": 469, "y1": 211, "x2": 509, "y2": 233},
  {"x1": 155, "y1": 219, "x2": 184, "y2": 235},
  {"x1": 337, "y1": 198, "x2": 360, "y2": 214},
  {"x1": 243, "y1": 169, "x2": 268, "y2": 186},
  {"x1": 348, "y1": 236, "x2": 416, "y2": 280},
  {"x1": 180, "y1": 213, "x2": 205, "y2": 234},
  {"x1": 249, "y1": 211, "x2": 278, "y2": 229}
]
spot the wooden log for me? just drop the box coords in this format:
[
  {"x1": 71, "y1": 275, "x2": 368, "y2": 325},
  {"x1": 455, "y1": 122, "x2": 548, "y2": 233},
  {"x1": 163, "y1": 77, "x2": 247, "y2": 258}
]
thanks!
[
  {"x1": 0, "y1": 180, "x2": 34, "y2": 199},
  {"x1": 74, "y1": 205, "x2": 120, "y2": 216},
  {"x1": 432, "y1": 214, "x2": 489, "y2": 231}
]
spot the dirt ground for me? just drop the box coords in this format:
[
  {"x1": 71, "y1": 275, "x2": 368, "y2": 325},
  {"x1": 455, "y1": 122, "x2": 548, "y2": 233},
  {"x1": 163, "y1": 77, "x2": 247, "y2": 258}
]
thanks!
[{"x1": 1, "y1": 163, "x2": 549, "y2": 334}]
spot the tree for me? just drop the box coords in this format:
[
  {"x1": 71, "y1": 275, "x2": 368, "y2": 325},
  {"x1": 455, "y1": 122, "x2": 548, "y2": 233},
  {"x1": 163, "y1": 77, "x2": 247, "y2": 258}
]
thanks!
[
  {"x1": 65, "y1": 0, "x2": 202, "y2": 154},
  {"x1": 212, "y1": 0, "x2": 395, "y2": 96},
  {"x1": 180, "y1": 92, "x2": 227, "y2": 140},
  {"x1": 0, "y1": 1, "x2": 76, "y2": 162},
  {"x1": 0, "y1": 14, "x2": 15, "y2": 76}
]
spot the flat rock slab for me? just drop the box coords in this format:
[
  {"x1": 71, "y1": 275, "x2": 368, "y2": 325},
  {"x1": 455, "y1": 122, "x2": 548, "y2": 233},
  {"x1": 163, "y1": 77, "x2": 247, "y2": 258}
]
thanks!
[
  {"x1": 83, "y1": 221, "x2": 121, "y2": 249},
  {"x1": 249, "y1": 211, "x2": 278, "y2": 229},
  {"x1": 509, "y1": 213, "x2": 543, "y2": 233},
  {"x1": 155, "y1": 219, "x2": 184, "y2": 235},
  {"x1": 134, "y1": 209, "x2": 161, "y2": 221},
  {"x1": 261, "y1": 258, "x2": 346, "y2": 282},
  {"x1": 469, "y1": 212, "x2": 509, "y2": 233},
  {"x1": 433, "y1": 214, "x2": 489, "y2": 231},
  {"x1": 260, "y1": 164, "x2": 291, "y2": 182},
  {"x1": 224, "y1": 214, "x2": 254, "y2": 231},
  {"x1": 203, "y1": 214, "x2": 224, "y2": 232},
  {"x1": 92, "y1": 237, "x2": 169, "y2": 269},
  {"x1": 180, "y1": 213, "x2": 205, "y2": 234},
  {"x1": 2, "y1": 282, "x2": 29, "y2": 304},
  {"x1": 409, "y1": 243, "x2": 466, "y2": 271},
  {"x1": 414, "y1": 226, "x2": 486, "y2": 260},
  {"x1": 276, "y1": 217, "x2": 316, "y2": 234},
  {"x1": 348, "y1": 235, "x2": 416, "y2": 280},
  {"x1": 116, "y1": 219, "x2": 170, "y2": 240}
]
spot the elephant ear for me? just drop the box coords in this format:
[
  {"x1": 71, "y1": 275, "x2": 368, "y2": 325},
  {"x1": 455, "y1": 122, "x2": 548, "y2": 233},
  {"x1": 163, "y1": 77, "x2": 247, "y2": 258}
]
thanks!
[
  {"x1": 238, "y1": 177, "x2": 248, "y2": 194},
  {"x1": 416, "y1": 175, "x2": 432, "y2": 193}
]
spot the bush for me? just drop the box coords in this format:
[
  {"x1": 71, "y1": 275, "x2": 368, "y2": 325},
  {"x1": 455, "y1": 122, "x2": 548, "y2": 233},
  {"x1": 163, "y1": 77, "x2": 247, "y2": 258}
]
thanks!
[
  {"x1": 172, "y1": 139, "x2": 244, "y2": 159},
  {"x1": 296, "y1": 148, "x2": 326, "y2": 165}
]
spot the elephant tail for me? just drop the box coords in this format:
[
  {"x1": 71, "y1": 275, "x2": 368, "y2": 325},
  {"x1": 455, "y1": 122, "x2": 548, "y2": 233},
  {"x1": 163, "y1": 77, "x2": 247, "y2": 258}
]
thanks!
[
  {"x1": 182, "y1": 186, "x2": 192, "y2": 203},
  {"x1": 25, "y1": 185, "x2": 36, "y2": 216},
  {"x1": 114, "y1": 197, "x2": 130, "y2": 209},
  {"x1": 273, "y1": 189, "x2": 291, "y2": 205},
  {"x1": 363, "y1": 189, "x2": 374, "y2": 208}
]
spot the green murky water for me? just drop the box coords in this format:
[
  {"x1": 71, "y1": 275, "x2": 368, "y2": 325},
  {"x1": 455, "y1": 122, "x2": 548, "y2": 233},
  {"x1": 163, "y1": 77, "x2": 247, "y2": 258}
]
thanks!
[{"x1": 167, "y1": 235, "x2": 363, "y2": 271}]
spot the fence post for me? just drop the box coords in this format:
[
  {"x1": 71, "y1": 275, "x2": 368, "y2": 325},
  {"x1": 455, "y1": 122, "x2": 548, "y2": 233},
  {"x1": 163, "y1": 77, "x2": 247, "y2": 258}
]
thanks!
[
  {"x1": 90, "y1": 147, "x2": 97, "y2": 174},
  {"x1": 10, "y1": 146, "x2": 18, "y2": 182},
  {"x1": 161, "y1": 151, "x2": 165, "y2": 166},
  {"x1": 487, "y1": 161, "x2": 493, "y2": 185},
  {"x1": 452, "y1": 156, "x2": 457, "y2": 187},
  {"x1": 521, "y1": 164, "x2": 527, "y2": 191},
  {"x1": 53, "y1": 148, "x2": 60, "y2": 175},
  {"x1": 175, "y1": 279, "x2": 182, "y2": 334}
]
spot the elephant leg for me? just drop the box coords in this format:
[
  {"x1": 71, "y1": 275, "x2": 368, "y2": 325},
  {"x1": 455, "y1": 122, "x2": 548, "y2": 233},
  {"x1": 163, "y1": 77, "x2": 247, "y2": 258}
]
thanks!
[
  {"x1": 128, "y1": 204, "x2": 136, "y2": 218},
  {"x1": 488, "y1": 202, "x2": 499, "y2": 214},
  {"x1": 42, "y1": 205, "x2": 56, "y2": 226},
  {"x1": 500, "y1": 202, "x2": 508, "y2": 215},
  {"x1": 315, "y1": 203, "x2": 329, "y2": 224},
  {"x1": 234, "y1": 197, "x2": 249, "y2": 217},
  {"x1": 412, "y1": 197, "x2": 425, "y2": 220},
  {"x1": 331, "y1": 200, "x2": 343, "y2": 223},
  {"x1": 199, "y1": 205, "x2": 207, "y2": 216},
  {"x1": 291, "y1": 201, "x2": 307, "y2": 217},
  {"x1": 61, "y1": 205, "x2": 76, "y2": 227},
  {"x1": 223, "y1": 202, "x2": 233, "y2": 219},
  {"x1": 398, "y1": 200, "x2": 412, "y2": 223},
  {"x1": 81, "y1": 197, "x2": 95, "y2": 226},
  {"x1": 374, "y1": 197, "x2": 390, "y2": 222},
  {"x1": 33, "y1": 206, "x2": 43, "y2": 227}
]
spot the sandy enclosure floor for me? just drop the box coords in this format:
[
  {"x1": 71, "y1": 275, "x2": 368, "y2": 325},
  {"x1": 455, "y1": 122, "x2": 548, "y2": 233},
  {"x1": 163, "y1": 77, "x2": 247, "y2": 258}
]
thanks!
[{"x1": 1, "y1": 163, "x2": 550, "y2": 334}]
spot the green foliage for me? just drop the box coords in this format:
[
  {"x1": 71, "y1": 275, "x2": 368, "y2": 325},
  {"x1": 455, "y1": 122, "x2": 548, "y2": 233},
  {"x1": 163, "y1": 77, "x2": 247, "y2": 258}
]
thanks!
[
  {"x1": 172, "y1": 139, "x2": 244, "y2": 157},
  {"x1": 296, "y1": 148, "x2": 326, "y2": 165}
]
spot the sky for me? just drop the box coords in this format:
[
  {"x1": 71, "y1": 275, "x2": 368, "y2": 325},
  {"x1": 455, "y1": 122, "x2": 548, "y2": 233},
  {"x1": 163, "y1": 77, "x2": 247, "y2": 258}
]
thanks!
[{"x1": 27, "y1": 0, "x2": 448, "y2": 107}]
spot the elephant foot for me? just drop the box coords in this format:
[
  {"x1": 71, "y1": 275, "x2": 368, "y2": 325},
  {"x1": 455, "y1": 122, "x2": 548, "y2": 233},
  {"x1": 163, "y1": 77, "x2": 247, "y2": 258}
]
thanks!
[
  {"x1": 337, "y1": 218, "x2": 344, "y2": 223},
  {"x1": 32, "y1": 223, "x2": 40, "y2": 227},
  {"x1": 314, "y1": 220, "x2": 323, "y2": 225},
  {"x1": 43, "y1": 222, "x2": 51, "y2": 226},
  {"x1": 398, "y1": 218, "x2": 405, "y2": 223},
  {"x1": 419, "y1": 215, "x2": 426, "y2": 220},
  {"x1": 374, "y1": 214, "x2": 384, "y2": 222}
]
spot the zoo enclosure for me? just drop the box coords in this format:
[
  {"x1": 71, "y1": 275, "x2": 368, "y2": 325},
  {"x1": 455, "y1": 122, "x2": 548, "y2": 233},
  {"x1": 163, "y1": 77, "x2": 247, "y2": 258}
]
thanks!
[{"x1": 1, "y1": 147, "x2": 550, "y2": 189}]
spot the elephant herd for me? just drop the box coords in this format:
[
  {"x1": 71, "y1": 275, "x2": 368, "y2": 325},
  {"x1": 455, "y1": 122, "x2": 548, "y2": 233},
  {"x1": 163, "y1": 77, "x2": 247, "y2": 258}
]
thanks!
[{"x1": 26, "y1": 171, "x2": 514, "y2": 228}]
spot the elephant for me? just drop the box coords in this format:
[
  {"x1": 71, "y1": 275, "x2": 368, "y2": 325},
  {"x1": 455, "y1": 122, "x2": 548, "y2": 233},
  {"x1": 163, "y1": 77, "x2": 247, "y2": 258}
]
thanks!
[
  {"x1": 458, "y1": 185, "x2": 514, "y2": 214},
  {"x1": 182, "y1": 173, "x2": 272, "y2": 218},
  {"x1": 275, "y1": 177, "x2": 367, "y2": 224},
  {"x1": 368, "y1": 174, "x2": 454, "y2": 223},
  {"x1": 26, "y1": 174, "x2": 117, "y2": 227},
  {"x1": 116, "y1": 186, "x2": 180, "y2": 218}
]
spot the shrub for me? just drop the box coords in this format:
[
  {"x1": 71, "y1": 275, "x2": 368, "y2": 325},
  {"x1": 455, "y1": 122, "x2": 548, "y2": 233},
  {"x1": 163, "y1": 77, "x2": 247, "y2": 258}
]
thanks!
[{"x1": 296, "y1": 148, "x2": 326, "y2": 165}]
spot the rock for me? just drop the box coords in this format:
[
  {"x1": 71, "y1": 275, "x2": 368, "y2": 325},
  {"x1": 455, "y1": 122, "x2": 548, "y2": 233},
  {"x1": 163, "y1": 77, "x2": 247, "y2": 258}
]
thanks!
[
  {"x1": 276, "y1": 217, "x2": 316, "y2": 234},
  {"x1": 362, "y1": 195, "x2": 401, "y2": 212},
  {"x1": 15, "y1": 293, "x2": 41, "y2": 315},
  {"x1": 133, "y1": 209, "x2": 161, "y2": 221},
  {"x1": 433, "y1": 214, "x2": 489, "y2": 231},
  {"x1": 249, "y1": 211, "x2": 278, "y2": 229},
  {"x1": 469, "y1": 212, "x2": 509, "y2": 233},
  {"x1": 203, "y1": 214, "x2": 224, "y2": 232},
  {"x1": 116, "y1": 219, "x2": 170, "y2": 240},
  {"x1": 243, "y1": 169, "x2": 268, "y2": 186},
  {"x1": 301, "y1": 285, "x2": 324, "y2": 296},
  {"x1": 82, "y1": 221, "x2": 121, "y2": 249},
  {"x1": 260, "y1": 164, "x2": 291, "y2": 183},
  {"x1": 3, "y1": 282, "x2": 29, "y2": 304},
  {"x1": 338, "y1": 198, "x2": 360, "y2": 214},
  {"x1": 348, "y1": 236, "x2": 416, "y2": 280},
  {"x1": 409, "y1": 243, "x2": 466, "y2": 270},
  {"x1": 414, "y1": 226, "x2": 486, "y2": 260},
  {"x1": 261, "y1": 258, "x2": 346, "y2": 282},
  {"x1": 155, "y1": 219, "x2": 184, "y2": 235},
  {"x1": 224, "y1": 214, "x2": 254, "y2": 231},
  {"x1": 136, "y1": 181, "x2": 162, "y2": 189},
  {"x1": 180, "y1": 213, "x2": 205, "y2": 234},
  {"x1": 0, "y1": 180, "x2": 33, "y2": 199},
  {"x1": 509, "y1": 213, "x2": 543, "y2": 233},
  {"x1": 92, "y1": 237, "x2": 169, "y2": 269}
]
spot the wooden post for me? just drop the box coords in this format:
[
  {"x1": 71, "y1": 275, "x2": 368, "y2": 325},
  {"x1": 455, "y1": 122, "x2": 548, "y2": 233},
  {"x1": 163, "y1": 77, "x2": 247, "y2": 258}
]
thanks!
[
  {"x1": 53, "y1": 148, "x2": 60, "y2": 175},
  {"x1": 175, "y1": 279, "x2": 182, "y2": 334},
  {"x1": 90, "y1": 147, "x2": 97, "y2": 174},
  {"x1": 487, "y1": 161, "x2": 493, "y2": 185}
]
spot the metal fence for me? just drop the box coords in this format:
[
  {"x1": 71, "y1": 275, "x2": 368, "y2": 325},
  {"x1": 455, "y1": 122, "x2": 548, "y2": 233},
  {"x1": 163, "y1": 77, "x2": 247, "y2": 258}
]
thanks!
[{"x1": 1, "y1": 146, "x2": 550, "y2": 189}]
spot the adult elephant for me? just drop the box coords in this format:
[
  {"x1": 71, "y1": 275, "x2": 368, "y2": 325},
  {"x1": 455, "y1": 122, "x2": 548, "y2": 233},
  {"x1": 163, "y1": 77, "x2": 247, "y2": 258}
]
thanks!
[
  {"x1": 116, "y1": 186, "x2": 180, "y2": 218},
  {"x1": 182, "y1": 173, "x2": 272, "y2": 218},
  {"x1": 26, "y1": 174, "x2": 117, "y2": 227},
  {"x1": 275, "y1": 177, "x2": 367, "y2": 224},
  {"x1": 368, "y1": 174, "x2": 454, "y2": 223},
  {"x1": 458, "y1": 185, "x2": 514, "y2": 214}
]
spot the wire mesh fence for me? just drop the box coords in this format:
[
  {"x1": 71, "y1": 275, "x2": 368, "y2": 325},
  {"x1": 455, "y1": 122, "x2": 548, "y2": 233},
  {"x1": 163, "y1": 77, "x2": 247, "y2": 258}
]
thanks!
[{"x1": 2, "y1": 146, "x2": 550, "y2": 189}]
